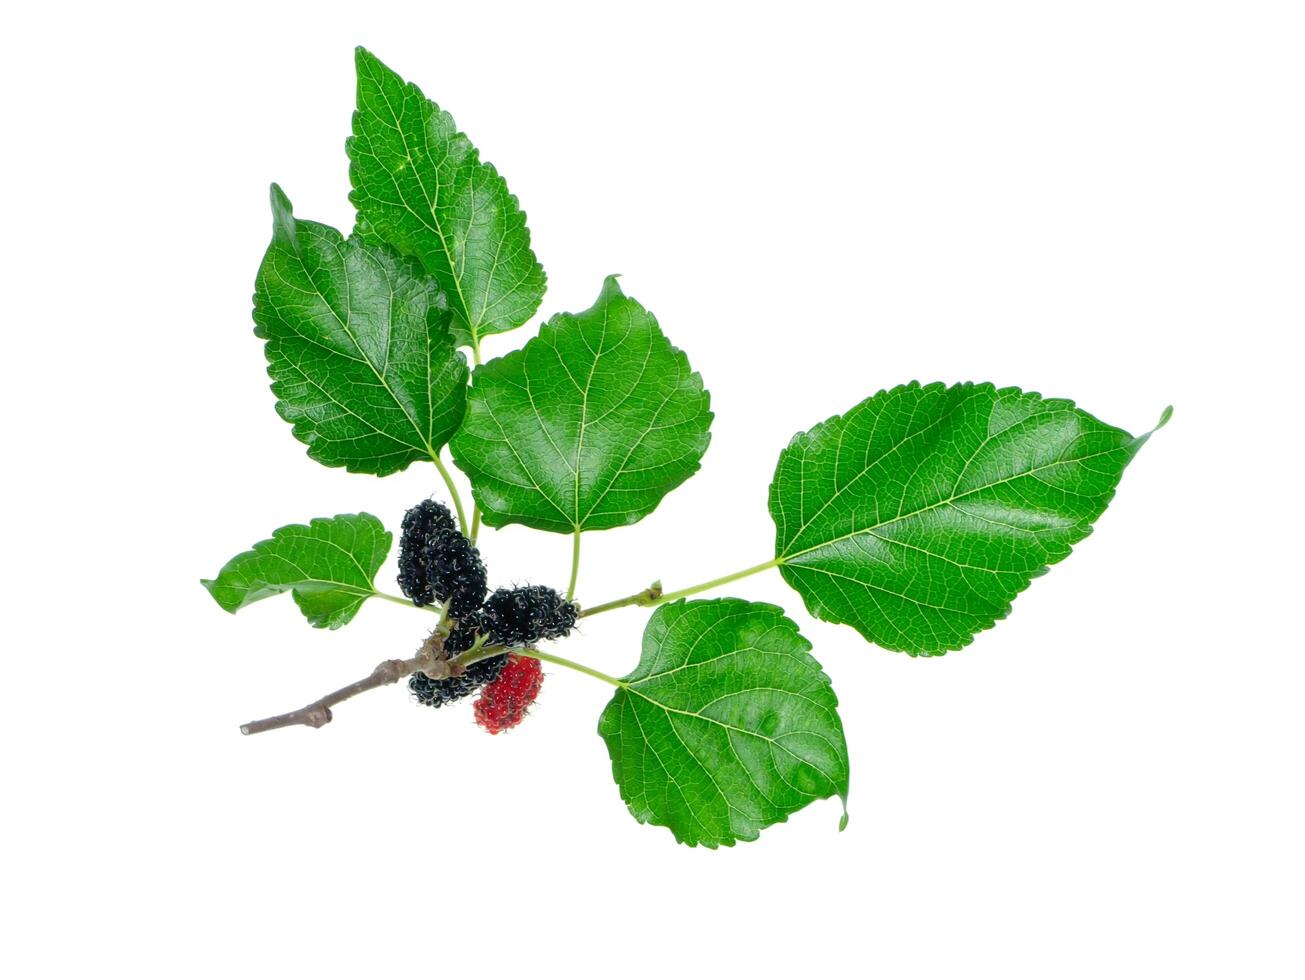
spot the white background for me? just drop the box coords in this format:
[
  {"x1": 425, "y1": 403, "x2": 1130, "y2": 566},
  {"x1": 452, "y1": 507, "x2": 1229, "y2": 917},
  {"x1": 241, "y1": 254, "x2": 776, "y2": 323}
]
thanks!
[{"x1": 3, "y1": 2, "x2": 1301, "y2": 977}]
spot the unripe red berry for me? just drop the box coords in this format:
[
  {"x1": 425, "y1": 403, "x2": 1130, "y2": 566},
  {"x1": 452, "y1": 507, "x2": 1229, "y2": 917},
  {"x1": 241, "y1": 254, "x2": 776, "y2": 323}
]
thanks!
[{"x1": 474, "y1": 654, "x2": 543, "y2": 733}]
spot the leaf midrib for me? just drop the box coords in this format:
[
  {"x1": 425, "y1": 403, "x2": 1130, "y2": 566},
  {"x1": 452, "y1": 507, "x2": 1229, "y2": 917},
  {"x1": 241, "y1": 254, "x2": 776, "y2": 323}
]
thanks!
[
  {"x1": 781, "y1": 444, "x2": 1126, "y2": 564},
  {"x1": 621, "y1": 687, "x2": 840, "y2": 834},
  {"x1": 570, "y1": 303, "x2": 607, "y2": 531},
  {"x1": 624, "y1": 681, "x2": 842, "y2": 774},
  {"x1": 782, "y1": 386, "x2": 984, "y2": 548},
  {"x1": 364, "y1": 59, "x2": 484, "y2": 347},
  {"x1": 290, "y1": 228, "x2": 439, "y2": 461}
]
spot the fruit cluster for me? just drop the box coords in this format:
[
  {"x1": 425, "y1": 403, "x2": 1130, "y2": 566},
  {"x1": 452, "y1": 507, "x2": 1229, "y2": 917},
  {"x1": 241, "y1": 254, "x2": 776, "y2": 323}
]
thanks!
[{"x1": 398, "y1": 499, "x2": 578, "y2": 730}]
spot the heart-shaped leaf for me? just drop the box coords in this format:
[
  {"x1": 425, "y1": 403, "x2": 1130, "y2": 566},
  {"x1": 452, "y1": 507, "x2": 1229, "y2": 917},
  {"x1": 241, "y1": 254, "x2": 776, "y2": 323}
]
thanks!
[
  {"x1": 598, "y1": 599, "x2": 849, "y2": 847},
  {"x1": 349, "y1": 47, "x2": 546, "y2": 348},
  {"x1": 770, "y1": 382, "x2": 1167, "y2": 655},
  {"x1": 253, "y1": 186, "x2": 469, "y2": 476},
  {"x1": 451, "y1": 277, "x2": 712, "y2": 533},
  {"x1": 202, "y1": 513, "x2": 391, "y2": 629}
]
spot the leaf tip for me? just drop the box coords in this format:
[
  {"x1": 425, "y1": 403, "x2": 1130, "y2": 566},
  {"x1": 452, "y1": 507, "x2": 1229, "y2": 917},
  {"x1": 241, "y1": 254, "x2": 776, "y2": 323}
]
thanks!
[
  {"x1": 199, "y1": 577, "x2": 236, "y2": 613},
  {"x1": 268, "y1": 183, "x2": 296, "y2": 245},
  {"x1": 354, "y1": 46, "x2": 397, "y2": 86},
  {"x1": 599, "y1": 274, "x2": 625, "y2": 301},
  {"x1": 268, "y1": 181, "x2": 290, "y2": 209},
  {"x1": 1133, "y1": 404, "x2": 1174, "y2": 450}
]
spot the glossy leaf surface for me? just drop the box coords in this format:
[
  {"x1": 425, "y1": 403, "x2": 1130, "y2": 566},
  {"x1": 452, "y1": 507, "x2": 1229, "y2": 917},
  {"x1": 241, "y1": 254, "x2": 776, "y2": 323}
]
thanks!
[
  {"x1": 349, "y1": 47, "x2": 546, "y2": 347},
  {"x1": 202, "y1": 514, "x2": 392, "y2": 629},
  {"x1": 770, "y1": 382, "x2": 1164, "y2": 655},
  {"x1": 452, "y1": 277, "x2": 711, "y2": 533},
  {"x1": 598, "y1": 599, "x2": 849, "y2": 847},
  {"x1": 253, "y1": 186, "x2": 467, "y2": 476}
]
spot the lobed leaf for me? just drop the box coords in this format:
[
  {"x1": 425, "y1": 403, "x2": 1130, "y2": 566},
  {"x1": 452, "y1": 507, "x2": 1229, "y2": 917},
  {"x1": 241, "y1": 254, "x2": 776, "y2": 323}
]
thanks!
[
  {"x1": 770, "y1": 382, "x2": 1167, "y2": 655},
  {"x1": 348, "y1": 47, "x2": 546, "y2": 348},
  {"x1": 598, "y1": 599, "x2": 849, "y2": 847},
  {"x1": 451, "y1": 276, "x2": 712, "y2": 533},
  {"x1": 201, "y1": 513, "x2": 391, "y2": 629},
  {"x1": 253, "y1": 185, "x2": 469, "y2": 476}
]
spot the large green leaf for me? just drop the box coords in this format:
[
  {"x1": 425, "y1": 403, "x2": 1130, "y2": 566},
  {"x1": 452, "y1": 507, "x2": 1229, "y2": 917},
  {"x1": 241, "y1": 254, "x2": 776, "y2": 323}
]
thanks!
[
  {"x1": 253, "y1": 185, "x2": 468, "y2": 476},
  {"x1": 598, "y1": 599, "x2": 849, "y2": 848},
  {"x1": 770, "y1": 382, "x2": 1168, "y2": 656},
  {"x1": 451, "y1": 277, "x2": 712, "y2": 534},
  {"x1": 201, "y1": 514, "x2": 392, "y2": 629},
  {"x1": 348, "y1": 47, "x2": 546, "y2": 348}
]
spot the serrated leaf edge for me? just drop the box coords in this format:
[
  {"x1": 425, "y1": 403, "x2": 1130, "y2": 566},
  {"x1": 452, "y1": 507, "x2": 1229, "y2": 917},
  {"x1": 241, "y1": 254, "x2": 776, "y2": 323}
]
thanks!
[
  {"x1": 454, "y1": 276, "x2": 713, "y2": 533},
  {"x1": 598, "y1": 598, "x2": 849, "y2": 848},
  {"x1": 347, "y1": 46, "x2": 546, "y2": 345},
  {"x1": 771, "y1": 380, "x2": 1162, "y2": 656},
  {"x1": 200, "y1": 512, "x2": 392, "y2": 630},
  {"x1": 253, "y1": 185, "x2": 467, "y2": 477}
]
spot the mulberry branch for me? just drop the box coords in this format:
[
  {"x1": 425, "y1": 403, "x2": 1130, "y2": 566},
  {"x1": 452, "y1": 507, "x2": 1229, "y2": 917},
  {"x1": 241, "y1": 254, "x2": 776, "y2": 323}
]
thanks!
[{"x1": 240, "y1": 634, "x2": 451, "y2": 735}]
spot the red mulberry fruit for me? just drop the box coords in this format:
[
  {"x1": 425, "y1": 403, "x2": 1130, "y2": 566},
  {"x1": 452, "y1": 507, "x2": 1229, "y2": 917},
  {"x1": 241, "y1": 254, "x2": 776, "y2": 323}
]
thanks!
[{"x1": 474, "y1": 654, "x2": 544, "y2": 733}]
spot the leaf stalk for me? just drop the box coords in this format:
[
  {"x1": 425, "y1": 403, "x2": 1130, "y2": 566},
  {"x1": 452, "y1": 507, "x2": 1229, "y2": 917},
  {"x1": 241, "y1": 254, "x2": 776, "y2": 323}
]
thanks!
[
  {"x1": 431, "y1": 453, "x2": 469, "y2": 536},
  {"x1": 567, "y1": 529, "x2": 582, "y2": 600},
  {"x1": 580, "y1": 558, "x2": 781, "y2": 618}
]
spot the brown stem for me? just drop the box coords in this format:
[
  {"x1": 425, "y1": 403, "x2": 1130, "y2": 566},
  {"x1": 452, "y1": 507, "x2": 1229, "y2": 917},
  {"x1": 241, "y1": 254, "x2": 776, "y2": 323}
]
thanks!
[{"x1": 240, "y1": 634, "x2": 450, "y2": 735}]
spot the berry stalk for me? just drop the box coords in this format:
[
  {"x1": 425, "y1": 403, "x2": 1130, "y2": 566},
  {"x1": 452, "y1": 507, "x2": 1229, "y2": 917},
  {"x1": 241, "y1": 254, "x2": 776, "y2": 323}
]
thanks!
[{"x1": 456, "y1": 643, "x2": 625, "y2": 689}]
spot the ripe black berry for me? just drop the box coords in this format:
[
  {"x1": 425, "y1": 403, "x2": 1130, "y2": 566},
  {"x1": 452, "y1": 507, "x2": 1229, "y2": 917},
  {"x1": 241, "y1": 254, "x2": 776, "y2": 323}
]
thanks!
[
  {"x1": 408, "y1": 654, "x2": 508, "y2": 707},
  {"x1": 426, "y1": 529, "x2": 489, "y2": 618},
  {"x1": 397, "y1": 500, "x2": 455, "y2": 606},
  {"x1": 408, "y1": 620, "x2": 508, "y2": 709},
  {"x1": 480, "y1": 585, "x2": 578, "y2": 647},
  {"x1": 396, "y1": 498, "x2": 488, "y2": 616},
  {"x1": 409, "y1": 668, "x2": 481, "y2": 708}
]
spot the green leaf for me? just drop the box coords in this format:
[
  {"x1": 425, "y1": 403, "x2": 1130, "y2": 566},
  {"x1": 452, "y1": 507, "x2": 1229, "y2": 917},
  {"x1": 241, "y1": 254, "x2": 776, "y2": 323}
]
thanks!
[
  {"x1": 253, "y1": 185, "x2": 469, "y2": 476},
  {"x1": 770, "y1": 382, "x2": 1167, "y2": 656},
  {"x1": 201, "y1": 514, "x2": 391, "y2": 629},
  {"x1": 598, "y1": 599, "x2": 849, "y2": 848},
  {"x1": 451, "y1": 277, "x2": 712, "y2": 534},
  {"x1": 348, "y1": 47, "x2": 546, "y2": 348}
]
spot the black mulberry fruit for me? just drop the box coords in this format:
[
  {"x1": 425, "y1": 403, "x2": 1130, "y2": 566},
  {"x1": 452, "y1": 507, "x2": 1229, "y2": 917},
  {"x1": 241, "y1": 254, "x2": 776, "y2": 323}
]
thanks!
[
  {"x1": 426, "y1": 529, "x2": 488, "y2": 618},
  {"x1": 396, "y1": 498, "x2": 488, "y2": 616},
  {"x1": 397, "y1": 500, "x2": 455, "y2": 606},
  {"x1": 480, "y1": 585, "x2": 578, "y2": 647}
]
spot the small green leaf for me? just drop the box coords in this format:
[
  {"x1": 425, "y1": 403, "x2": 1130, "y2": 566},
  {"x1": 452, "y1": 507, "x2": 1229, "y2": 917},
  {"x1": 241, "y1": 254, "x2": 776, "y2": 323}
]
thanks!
[
  {"x1": 770, "y1": 382, "x2": 1163, "y2": 656},
  {"x1": 201, "y1": 514, "x2": 391, "y2": 629},
  {"x1": 598, "y1": 599, "x2": 849, "y2": 848},
  {"x1": 348, "y1": 47, "x2": 546, "y2": 347},
  {"x1": 451, "y1": 277, "x2": 712, "y2": 533},
  {"x1": 253, "y1": 186, "x2": 468, "y2": 476}
]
